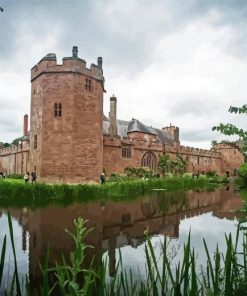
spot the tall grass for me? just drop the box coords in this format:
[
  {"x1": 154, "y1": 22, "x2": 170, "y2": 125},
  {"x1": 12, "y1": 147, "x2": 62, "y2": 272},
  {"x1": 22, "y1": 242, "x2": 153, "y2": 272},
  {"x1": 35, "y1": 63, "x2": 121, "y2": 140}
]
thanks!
[
  {"x1": 0, "y1": 177, "x2": 216, "y2": 208},
  {"x1": 1, "y1": 213, "x2": 247, "y2": 295}
]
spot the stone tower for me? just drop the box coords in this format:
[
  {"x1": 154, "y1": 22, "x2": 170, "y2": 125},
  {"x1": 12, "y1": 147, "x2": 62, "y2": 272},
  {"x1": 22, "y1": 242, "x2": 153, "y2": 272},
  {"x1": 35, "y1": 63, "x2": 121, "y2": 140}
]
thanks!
[{"x1": 30, "y1": 46, "x2": 105, "y2": 183}]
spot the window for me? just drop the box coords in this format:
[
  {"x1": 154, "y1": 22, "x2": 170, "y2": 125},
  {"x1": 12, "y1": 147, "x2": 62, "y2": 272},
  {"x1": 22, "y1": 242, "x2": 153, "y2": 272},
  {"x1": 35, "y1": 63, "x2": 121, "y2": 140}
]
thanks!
[
  {"x1": 141, "y1": 151, "x2": 158, "y2": 171},
  {"x1": 54, "y1": 102, "x2": 62, "y2": 117},
  {"x1": 85, "y1": 78, "x2": 92, "y2": 91},
  {"x1": 34, "y1": 135, "x2": 37, "y2": 149},
  {"x1": 122, "y1": 146, "x2": 131, "y2": 158}
]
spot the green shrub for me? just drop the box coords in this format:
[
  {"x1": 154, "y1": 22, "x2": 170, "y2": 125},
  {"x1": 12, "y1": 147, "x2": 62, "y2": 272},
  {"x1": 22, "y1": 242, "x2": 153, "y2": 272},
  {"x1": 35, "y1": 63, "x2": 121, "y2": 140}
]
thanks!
[
  {"x1": 206, "y1": 170, "x2": 217, "y2": 177},
  {"x1": 164, "y1": 173, "x2": 173, "y2": 178},
  {"x1": 182, "y1": 173, "x2": 192, "y2": 178},
  {"x1": 124, "y1": 166, "x2": 155, "y2": 179},
  {"x1": 7, "y1": 174, "x2": 23, "y2": 179},
  {"x1": 239, "y1": 163, "x2": 247, "y2": 178},
  {"x1": 108, "y1": 172, "x2": 128, "y2": 182}
]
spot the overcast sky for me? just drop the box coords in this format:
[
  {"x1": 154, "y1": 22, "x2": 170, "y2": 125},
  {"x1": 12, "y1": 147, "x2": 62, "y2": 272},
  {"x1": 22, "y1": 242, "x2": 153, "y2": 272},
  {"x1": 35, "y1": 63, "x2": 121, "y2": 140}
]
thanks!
[{"x1": 0, "y1": 0, "x2": 247, "y2": 148}]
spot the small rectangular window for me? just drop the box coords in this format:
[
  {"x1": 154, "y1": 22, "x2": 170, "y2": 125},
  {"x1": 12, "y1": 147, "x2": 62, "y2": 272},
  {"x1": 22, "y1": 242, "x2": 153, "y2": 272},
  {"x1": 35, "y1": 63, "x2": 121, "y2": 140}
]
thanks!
[
  {"x1": 85, "y1": 78, "x2": 92, "y2": 91},
  {"x1": 54, "y1": 102, "x2": 62, "y2": 117},
  {"x1": 122, "y1": 146, "x2": 131, "y2": 158},
  {"x1": 34, "y1": 135, "x2": 37, "y2": 149}
]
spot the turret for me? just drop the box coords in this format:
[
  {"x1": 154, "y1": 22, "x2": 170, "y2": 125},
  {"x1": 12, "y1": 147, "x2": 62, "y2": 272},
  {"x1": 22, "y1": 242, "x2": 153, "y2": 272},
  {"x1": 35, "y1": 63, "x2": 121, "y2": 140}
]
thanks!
[
  {"x1": 162, "y1": 124, "x2": 180, "y2": 143},
  {"x1": 30, "y1": 46, "x2": 105, "y2": 183}
]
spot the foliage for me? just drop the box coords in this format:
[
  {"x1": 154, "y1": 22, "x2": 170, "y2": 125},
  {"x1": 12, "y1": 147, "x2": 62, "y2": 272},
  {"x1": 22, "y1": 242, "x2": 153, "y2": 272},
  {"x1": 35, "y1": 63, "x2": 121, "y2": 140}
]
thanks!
[
  {"x1": 212, "y1": 104, "x2": 247, "y2": 152},
  {"x1": 158, "y1": 154, "x2": 188, "y2": 176},
  {"x1": 108, "y1": 172, "x2": 128, "y2": 182},
  {"x1": 206, "y1": 170, "x2": 217, "y2": 177},
  {"x1": 11, "y1": 137, "x2": 23, "y2": 146},
  {"x1": 182, "y1": 173, "x2": 192, "y2": 178},
  {"x1": 158, "y1": 154, "x2": 170, "y2": 175},
  {"x1": 42, "y1": 218, "x2": 96, "y2": 295},
  {"x1": 6, "y1": 174, "x2": 23, "y2": 179},
  {"x1": 3, "y1": 143, "x2": 10, "y2": 148},
  {"x1": 239, "y1": 163, "x2": 247, "y2": 178},
  {"x1": 0, "y1": 177, "x2": 214, "y2": 208},
  {"x1": 208, "y1": 175, "x2": 230, "y2": 184},
  {"x1": 124, "y1": 166, "x2": 155, "y2": 179},
  {"x1": 170, "y1": 154, "x2": 187, "y2": 175},
  {"x1": 211, "y1": 139, "x2": 217, "y2": 147}
]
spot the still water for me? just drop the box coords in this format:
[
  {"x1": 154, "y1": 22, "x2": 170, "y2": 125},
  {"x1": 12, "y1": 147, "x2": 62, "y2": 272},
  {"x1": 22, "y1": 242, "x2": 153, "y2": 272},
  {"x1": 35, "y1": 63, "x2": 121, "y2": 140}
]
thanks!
[{"x1": 0, "y1": 186, "x2": 244, "y2": 290}]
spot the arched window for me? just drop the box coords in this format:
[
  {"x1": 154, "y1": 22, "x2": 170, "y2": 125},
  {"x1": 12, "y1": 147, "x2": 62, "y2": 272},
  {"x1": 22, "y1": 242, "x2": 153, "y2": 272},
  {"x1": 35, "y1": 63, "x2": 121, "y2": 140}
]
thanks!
[
  {"x1": 54, "y1": 103, "x2": 62, "y2": 117},
  {"x1": 141, "y1": 151, "x2": 158, "y2": 171}
]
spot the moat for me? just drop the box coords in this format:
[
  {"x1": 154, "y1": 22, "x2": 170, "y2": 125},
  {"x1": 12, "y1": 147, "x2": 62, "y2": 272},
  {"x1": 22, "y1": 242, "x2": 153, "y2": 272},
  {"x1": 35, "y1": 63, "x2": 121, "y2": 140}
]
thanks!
[{"x1": 0, "y1": 186, "x2": 245, "y2": 291}]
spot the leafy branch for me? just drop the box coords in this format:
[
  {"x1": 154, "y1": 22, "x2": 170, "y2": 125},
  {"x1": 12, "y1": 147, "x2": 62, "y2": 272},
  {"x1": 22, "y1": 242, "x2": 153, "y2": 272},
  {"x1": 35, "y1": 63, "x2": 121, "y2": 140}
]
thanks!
[{"x1": 212, "y1": 104, "x2": 247, "y2": 152}]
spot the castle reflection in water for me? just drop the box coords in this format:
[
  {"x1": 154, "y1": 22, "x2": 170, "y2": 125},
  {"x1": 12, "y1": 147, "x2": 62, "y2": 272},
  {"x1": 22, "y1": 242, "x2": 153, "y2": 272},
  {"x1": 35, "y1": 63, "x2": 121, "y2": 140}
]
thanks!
[{"x1": 1, "y1": 186, "x2": 243, "y2": 284}]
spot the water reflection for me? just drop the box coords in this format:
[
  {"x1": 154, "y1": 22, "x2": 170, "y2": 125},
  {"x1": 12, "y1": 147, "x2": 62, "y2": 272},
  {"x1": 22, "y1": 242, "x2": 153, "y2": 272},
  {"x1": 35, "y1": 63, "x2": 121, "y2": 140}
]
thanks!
[{"x1": 0, "y1": 186, "x2": 244, "y2": 289}]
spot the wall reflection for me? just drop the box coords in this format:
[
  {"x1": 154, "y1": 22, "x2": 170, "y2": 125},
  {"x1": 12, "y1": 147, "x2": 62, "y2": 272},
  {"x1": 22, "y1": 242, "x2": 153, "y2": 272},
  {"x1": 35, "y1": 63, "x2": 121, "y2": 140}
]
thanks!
[{"x1": 2, "y1": 186, "x2": 243, "y2": 285}]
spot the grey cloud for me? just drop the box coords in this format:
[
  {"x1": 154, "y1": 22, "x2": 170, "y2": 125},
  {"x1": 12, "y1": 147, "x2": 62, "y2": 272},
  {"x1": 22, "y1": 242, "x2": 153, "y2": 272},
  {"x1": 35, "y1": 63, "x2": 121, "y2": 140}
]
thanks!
[
  {"x1": 1, "y1": 0, "x2": 247, "y2": 72},
  {"x1": 168, "y1": 98, "x2": 215, "y2": 117},
  {"x1": 1, "y1": 0, "x2": 247, "y2": 144},
  {"x1": 180, "y1": 128, "x2": 215, "y2": 142}
]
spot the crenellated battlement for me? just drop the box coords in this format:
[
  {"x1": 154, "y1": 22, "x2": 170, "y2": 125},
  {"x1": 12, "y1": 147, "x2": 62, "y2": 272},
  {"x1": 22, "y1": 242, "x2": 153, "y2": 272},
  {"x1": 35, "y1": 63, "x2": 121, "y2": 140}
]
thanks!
[
  {"x1": 0, "y1": 141, "x2": 30, "y2": 156},
  {"x1": 179, "y1": 145, "x2": 221, "y2": 158},
  {"x1": 31, "y1": 46, "x2": 104, "y2": 85}
]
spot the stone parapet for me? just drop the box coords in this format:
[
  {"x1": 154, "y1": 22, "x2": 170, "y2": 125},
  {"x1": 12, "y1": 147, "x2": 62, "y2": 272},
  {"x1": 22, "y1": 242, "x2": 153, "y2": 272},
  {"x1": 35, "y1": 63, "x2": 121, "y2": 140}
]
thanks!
[
  {"x1": 0, "y1": 141, "x2": 30, "y2": 156},
  {"x1": 31, "y1": 49, "x2": 104, "y2": 86},
  {"x1": 179, "y1": 145, "x2": 221, "y2": 158}
]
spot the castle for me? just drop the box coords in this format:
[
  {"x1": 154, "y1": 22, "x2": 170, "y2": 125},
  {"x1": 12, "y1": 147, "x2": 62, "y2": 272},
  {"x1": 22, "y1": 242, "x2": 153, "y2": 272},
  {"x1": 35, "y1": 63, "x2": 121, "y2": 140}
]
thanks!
[{"x1": 0, "y1": 47, "x2": 244, "y2": 183}]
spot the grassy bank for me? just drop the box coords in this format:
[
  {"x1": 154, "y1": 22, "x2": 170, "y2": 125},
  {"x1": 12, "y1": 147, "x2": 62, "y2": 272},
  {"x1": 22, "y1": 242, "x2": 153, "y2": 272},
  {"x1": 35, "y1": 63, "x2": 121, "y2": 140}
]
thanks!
[
  {"x1": 0, "y1": 176, "x2": 216, "y2": 208},
  {"x1": 1, "y1": 213, "x2": 247, "y2": 295}
]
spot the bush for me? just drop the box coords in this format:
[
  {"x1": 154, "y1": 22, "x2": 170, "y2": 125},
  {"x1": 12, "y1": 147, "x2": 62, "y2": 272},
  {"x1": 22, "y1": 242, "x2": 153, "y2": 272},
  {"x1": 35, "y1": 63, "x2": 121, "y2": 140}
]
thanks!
[
  {"x1": 124, "y1": 166, "x2": 155, "y2": 179},
  {"x1": 7, "y1": 174, "x2": 23, "y2": 179},
  {"x1": 206, "y1": 170, "x2": 217, "y2": 177},
  {"x1": 108, "y1": 172, "x2": 128, "y2": 182},
  {"x1": 182, "y1": 173, "x2": 192, "y2": 178},
  {"x1": 239, "y1": 163, "x2": 247, "y2": 178},
  {"x1": 164, "y1": 173, "x2": 173, "y2": 178}
]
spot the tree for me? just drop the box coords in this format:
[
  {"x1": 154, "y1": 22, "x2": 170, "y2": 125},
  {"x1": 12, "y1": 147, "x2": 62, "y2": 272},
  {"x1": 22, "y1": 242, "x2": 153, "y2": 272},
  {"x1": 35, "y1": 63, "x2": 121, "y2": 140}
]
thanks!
[
  {"x1": 170, "y1": 154, "x2": 187, "y2": 176},
  {"x1": 212, "y1": 104, "x2": 247, "y2": 152},
  {"x1": 239, "y1": 163, "x2": 247, "y2": 178},
  {"x1": 158, "y1": 154, "x2": 170, "y2": 175},
  {"x1": 211, "y1": 140, "x2": 217, "y2": 148},
  {"x1": 0, "y1": 6, "x2": 3, "y2": 12}
]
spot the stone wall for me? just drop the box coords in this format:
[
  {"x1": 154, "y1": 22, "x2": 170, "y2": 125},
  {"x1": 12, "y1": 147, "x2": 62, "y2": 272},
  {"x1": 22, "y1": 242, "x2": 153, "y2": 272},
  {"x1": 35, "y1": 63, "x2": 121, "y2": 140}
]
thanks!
[
  {"x1": 0, "y1": 141, "x2": 30, "y2": 175},
  {"x1": 215, "y1": 143, "x2": 244, "y2": 174},
  {"x1": 102, "y1": 135, "x2": 223, "y2": 177}
]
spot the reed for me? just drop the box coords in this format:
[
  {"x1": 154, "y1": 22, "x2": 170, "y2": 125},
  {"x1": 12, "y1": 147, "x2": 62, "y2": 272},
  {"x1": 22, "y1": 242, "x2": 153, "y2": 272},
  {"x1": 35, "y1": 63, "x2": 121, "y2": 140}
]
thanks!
[
  {"x1": 0, "y1": 177, "x2": 215, "y2": 208},
  {"x1": 1, "y1": 213, "x2": 247, "y2": 295}
]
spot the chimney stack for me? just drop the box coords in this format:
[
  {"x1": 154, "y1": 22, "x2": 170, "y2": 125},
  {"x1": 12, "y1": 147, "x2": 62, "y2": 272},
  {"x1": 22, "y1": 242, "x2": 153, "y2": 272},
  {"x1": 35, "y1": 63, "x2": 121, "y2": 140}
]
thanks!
[
  {"x1": 97, "y1": 57, "x2": 103, "y2": 70},
  {"x1": 23, "y1": 114, "x2": 28, "y2": 136},
  {"x1": 109, "y1": 95, "x2": 117, "y2": 137},
  {"x1": 72, "y1": 46, "x2": 78, "y2": 58}
]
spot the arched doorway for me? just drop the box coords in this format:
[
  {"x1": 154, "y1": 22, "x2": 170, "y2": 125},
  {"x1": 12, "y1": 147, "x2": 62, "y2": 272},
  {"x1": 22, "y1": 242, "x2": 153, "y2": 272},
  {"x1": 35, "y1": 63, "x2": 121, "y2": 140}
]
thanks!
[{"x1": 141, "y1": 151, "x2": 158, "y2": 171}]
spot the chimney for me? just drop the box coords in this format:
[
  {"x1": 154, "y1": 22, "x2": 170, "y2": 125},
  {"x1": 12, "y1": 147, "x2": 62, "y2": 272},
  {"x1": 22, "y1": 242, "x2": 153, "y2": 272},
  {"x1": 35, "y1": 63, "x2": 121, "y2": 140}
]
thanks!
[
  {"x1": 23, "y1": 114, "x2": 28, "y2": 136},
  {"x1": 109, "y1": 95, "x2": 117, "y2": 137},
  {"x1": 72, "y1": 46, "x2": 78, "y2": 58},
  {"x1": 97, "y1": 57, "x2": 103, "y2": 70}
]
